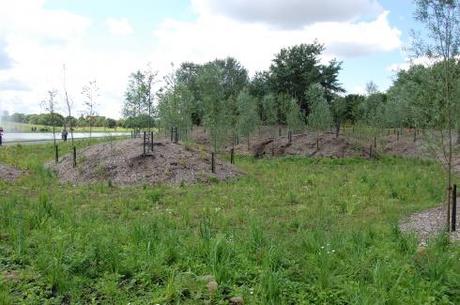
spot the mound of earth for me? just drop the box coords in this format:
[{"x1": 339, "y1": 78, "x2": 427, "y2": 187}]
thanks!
[
  {"x1": 232, "y1": 132, "x2": 367, "y2": 158},
  {"x1": 399, "y1": 205, "x2": 459, "y2": 245},
  {"x1": 0, "y1": 163, "x2": 22, "y2": 182},
  {"x1": 50, "y1": 139, "x2": 242, "y2": 186},
  {"x1": 382, "y1": 134, "x2": 424, "y2": 157}
]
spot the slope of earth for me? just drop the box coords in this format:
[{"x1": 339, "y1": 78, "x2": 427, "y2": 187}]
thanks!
[{"x1": 50, "y1": 139, "x2": 241, "y2": 186}]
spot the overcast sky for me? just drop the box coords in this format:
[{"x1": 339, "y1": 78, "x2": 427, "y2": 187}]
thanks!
[{"x1": 0, "y1": 0, "x2": 416, "y2": 119}]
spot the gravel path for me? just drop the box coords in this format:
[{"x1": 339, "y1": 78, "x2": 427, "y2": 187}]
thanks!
[{"x1": 399, "y1": 204, "x2": 460, "y2": 245}]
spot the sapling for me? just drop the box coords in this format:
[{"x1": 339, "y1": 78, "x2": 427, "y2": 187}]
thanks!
[
  {"x1": 237, "y1": 89, "x2": 259, "y2": 150},
  {"x1": 81, "y1": 80, "x2": 99, "y2": 140},
  {"x1": 286, "y1": 98, "x2": 305, "y2": 143},
  {"x1": 306, "y1": 84, "x2": 332, "y2": 150}
]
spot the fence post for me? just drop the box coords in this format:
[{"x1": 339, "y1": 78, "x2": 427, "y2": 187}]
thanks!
[
  {"x1": 151, "y1": 132, "x2": 154, "y2": 152},
  {"x1": 369, "y1": 144, "x2": 373, "y2": 159},
  {"x1": 55, "y1": 145, "x2": 59, "y2": 163},
  {"x1": 211, "y1": 152, "x2": 215, "y2": 173},
  {"x1": 452, "y1": 185, "x2": 457, "y2": 232},
  {"x1": 174, "y1": 127, "x2": 178, "y2": 143},
  {"x1": 170, "y1": 127, "x2": 173, "y2": 142},
  {"x1": 143, "y1": 131, "x2": 146, "y2": 155},
  {"x1": 73, "y1": 146, "x2": 77, "y2": 168},
  {"x1": 373, "y1": 137, "x2": 377, "y2": 150},
  {"x1": 230, "y1": 148, "x2": 234, "y2": 164}
]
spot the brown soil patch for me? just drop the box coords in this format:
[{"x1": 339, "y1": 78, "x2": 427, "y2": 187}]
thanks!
[
  {"x1": 230, "y1": 132, "x2": 368, "y2": 159},
  {"x1": 50, "y1": 139, "x2": 242, "y2": 186},
  {"x1": 0, "y1": 163, "x2": 22, "y2": 182}
]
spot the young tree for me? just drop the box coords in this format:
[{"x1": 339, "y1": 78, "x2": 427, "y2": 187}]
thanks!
[
  {"x1": 123, "y1": 67, "x2": 158, "y2": 130},
  {"x1": 198, "y1": 64, "x2": 228, "y2": 153},
  {"x1": 286, "y1": 98, "x2": 305, "y2": 135},
  {"x1": 236, "y1": 89, "x2": 259, "y2": 150},
  {"x1": 157, "y1": 68, "x2": 194, "y2": 142},
  {"x1": 413, "y1": 0, "x2": 460, "y2": 229},
  {"x1": 330, "y1": 96, "x2": 348, "y2": 138},
  {"x1": 306, "y1": 84, "x2": 333, "y2": 150},
  {"x1": 81, "y1": 80, "x2": 99, "y2": 139},
  {"x1": 41, "y1": 90, "x2": 59, "y2": 146},
  {"x1": 62, "y1": 65, "x2": 74, "y2": 144}
]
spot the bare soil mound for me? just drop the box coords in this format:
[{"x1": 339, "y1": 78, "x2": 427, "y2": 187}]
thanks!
[
  {"x1": 50, "y1": 139, "x2": 242, "y2": 186},
  {"x1": 382, "y1": 134, "x2": 424, "y2": 157},
  {"x1": 0, "y1": 163, "x2": 22, "y2": 182},
  {"x1": 399, "y1": 205, "x2": 459, "y2": 245},
  {"x1": 232, "y1": 132, "x2": 367, "y2": 159}
]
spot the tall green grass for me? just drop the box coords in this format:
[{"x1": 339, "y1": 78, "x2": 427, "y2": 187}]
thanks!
[{"x1": 0, "y1": 143, "x2": 459, "y2": 304}]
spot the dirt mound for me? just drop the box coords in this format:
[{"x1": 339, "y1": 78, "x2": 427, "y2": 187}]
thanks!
[
  {"x1": 234, "y1": 132, "x2": 367, "y2": 158},
  {"x1": 382, "y1": 134, "x2": 424, "y2": 157},
  {"x1": 50, "y1": 139, "x2": 242, "y2": 186},
  {"x1": 0, "y1": 163, "x2": 22, "y2": 182}
]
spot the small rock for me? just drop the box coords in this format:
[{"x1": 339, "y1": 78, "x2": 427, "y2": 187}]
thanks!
[
  {"x1": 229, "y1": 296, "x2": 244, "y2": 305},
  {"x1": 207, "y1": 280, "x2": 218, "y2": 294}
]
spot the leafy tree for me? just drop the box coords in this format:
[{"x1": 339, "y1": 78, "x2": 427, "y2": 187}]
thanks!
[
  {"x1": 175, "y1": 62, "x2": 204, "y2": 125},
  {"x1": 197, "y1": 64, "x2": 228, "y2": 152},
  {"x1": 123, "y1": 68, "x2": 158, "y2": 131},
  {"x1": 236, "y1": 89, "x2": 259, "y2": 149},
  {"x1": 413, "y1": 0, "x2": 460, "y2": 227},
  {"x1": 306, "y1": 84, "x2": 332, "y2": 149},
  {"x1": 106, "y1": 118, "x2": 117, "y2": 129},
  {"x1": 286, "y1": 98, "x2": 305, "y2": 134},
  {"x1": 330, "y1": 96, "x2": 348, "y2": 137},
  {"x1": 269, "y1": 42, "x2": 344, "y2": 113},
  {"x1": 40, "y1": 90, "x2": 59, "y2": 146}
]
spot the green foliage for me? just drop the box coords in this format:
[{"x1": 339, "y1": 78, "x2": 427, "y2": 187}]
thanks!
[
  {"x1": 198, "y1": 64, "x2": 228, "y2": 152},
  {"x1": 306, "y1": 84, "x2": 333, "y2": 132},
  {"x1": 236, "y1": 89, "x2": 259, "y2": 138},
  {"x1": 286, "y1": 98, "x2": 305, "y2": 132},
  {"x1": 269, "y1": 42, "x2": 344, "y2": 113},
  {"x1": 123, "y1": 69, "x2": 157, "y2": 119},
  {"x1": 262, "y1": 94, "x2": 278, "y2": 126}
]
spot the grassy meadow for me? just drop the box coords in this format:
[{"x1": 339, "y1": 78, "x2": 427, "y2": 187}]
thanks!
[{"x1": 0, "y1": 140, "x2": 459, "y2": 304}]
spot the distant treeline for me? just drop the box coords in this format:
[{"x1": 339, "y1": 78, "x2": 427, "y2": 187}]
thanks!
[{"x1": 0, "y1": 112, "x2": 124, "y2": 129}]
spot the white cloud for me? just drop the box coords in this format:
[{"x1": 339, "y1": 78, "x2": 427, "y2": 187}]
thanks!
[
  {"x1": 192, "y1": 0, "x2": 383, "y2": 29},
  {"x1": 105, "y1": 18, "x2": 134, "y2": 36},
  {"x1": 0, "y1": 2, "x2": 143, "y2": 118},
  {"x1": 150, "y1": 11, "x2": 401, "y2": 74},
  {"x1": 387, "y1": 56, "x2": 433, "y2": 73}
]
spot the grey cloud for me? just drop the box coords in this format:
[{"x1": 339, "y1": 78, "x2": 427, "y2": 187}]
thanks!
[
  {"x1": 0, "y1": 79, "x2": 30, "y2": 91},
  {"x1": 327, "y1": 42, "x2": 381, "y2": 58},
  {"x1": 205, "y1": 0, "x2": 383, "y2": 29}
]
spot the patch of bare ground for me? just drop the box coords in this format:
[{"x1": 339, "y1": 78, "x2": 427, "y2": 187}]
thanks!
[
  {"x1": 229, "y1": 132, "x2": 368, "y2": 158},
  {"x1": 399, "y1": 205, "x2": 459, "y2": 245},
  {"x1": 49, "y1": 139, "x2": 242, "y2": 186},
  {"x1": 0, "y1": 163, "x2": 22, "y2": 182}
]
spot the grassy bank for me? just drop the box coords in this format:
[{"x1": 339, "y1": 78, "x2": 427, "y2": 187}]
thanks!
[{"x1": 0, "y1": 142, "x2": 459, "y2": 304}]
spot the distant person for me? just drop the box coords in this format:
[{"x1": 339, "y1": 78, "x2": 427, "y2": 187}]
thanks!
[
  {"x1": 0, "y1": 127, "x2": 3, "y2": 146},
  {"x1": 61, "y1": 129, "x2": 68, "y2": 142}
]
